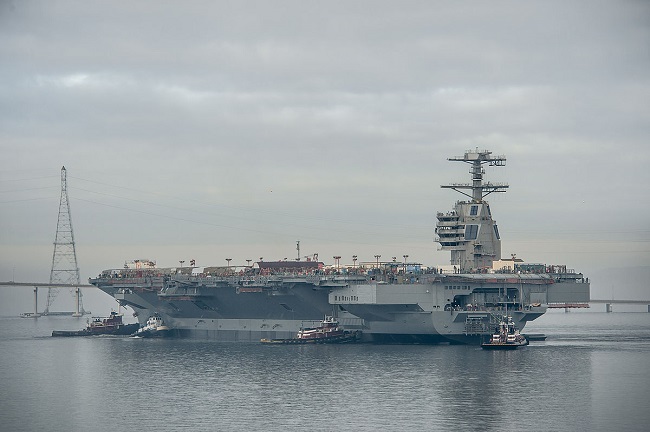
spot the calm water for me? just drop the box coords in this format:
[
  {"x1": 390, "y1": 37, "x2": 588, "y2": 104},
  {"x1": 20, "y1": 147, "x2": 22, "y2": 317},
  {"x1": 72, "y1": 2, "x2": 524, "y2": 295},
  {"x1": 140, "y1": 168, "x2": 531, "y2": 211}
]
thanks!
[{"x1": 1, "y1": 312, "x2": 649, "y2": 432}]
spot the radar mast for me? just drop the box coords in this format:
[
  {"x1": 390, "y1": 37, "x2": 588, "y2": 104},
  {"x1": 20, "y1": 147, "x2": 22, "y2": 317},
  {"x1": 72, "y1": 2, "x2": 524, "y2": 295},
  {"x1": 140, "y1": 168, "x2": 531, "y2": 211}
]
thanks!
[{"x1": 441, "y1": 149, "x2": 508, "y2": 202}]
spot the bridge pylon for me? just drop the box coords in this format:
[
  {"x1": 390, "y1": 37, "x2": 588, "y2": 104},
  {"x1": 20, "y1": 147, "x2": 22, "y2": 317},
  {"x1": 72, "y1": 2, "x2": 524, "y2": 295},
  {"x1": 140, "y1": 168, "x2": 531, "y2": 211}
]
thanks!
[{"x1": 44, "y1": 166, "x2": 85, "y2": 316}]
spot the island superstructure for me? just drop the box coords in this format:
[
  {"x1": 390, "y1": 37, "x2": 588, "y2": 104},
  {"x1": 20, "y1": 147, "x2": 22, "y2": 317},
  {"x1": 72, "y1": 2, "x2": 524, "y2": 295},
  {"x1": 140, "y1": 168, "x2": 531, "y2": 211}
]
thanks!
[
  {"x1": 437, "y1": 151, "x2": 507, "y2": 272},
  {"x1": 90, "y1": 149, "x2": 590, "y2": 344}
]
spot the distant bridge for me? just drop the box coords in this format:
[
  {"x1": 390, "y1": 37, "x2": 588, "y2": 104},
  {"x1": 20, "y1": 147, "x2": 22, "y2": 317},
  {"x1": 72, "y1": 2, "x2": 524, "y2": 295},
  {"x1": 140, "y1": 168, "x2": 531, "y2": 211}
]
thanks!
[
  {"x1": 549, "y1": 299, "x2": 650, "y2": 313},
  {"x1": 589, "y1": 299, "x2": 650, "y2": 304},
  {"x1": 1, "y1": 281, "x2": 95, "y2": 317},
  {"x1": 0, "y1": 281, "x2": 94, "y2": 288},
  {"x1": 0, "y1": 282, "x2": 94, "y2": 288},
  {"x1": 547, "y1": 299, "x2": 650, "y2": 308}
]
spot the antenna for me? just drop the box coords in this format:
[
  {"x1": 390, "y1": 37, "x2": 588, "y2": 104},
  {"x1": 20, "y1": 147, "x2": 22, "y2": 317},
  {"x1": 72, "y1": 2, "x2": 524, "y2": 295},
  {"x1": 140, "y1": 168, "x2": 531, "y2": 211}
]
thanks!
[
  {"x1": 45, "y1": 166, "x2": 84, "y2": 316},
  {"x1": 441, "y1": 149, "x2": 508, "y2": 202},
  {"x1": 296, "y1": 240, "x2": 300, "y2": 261}
]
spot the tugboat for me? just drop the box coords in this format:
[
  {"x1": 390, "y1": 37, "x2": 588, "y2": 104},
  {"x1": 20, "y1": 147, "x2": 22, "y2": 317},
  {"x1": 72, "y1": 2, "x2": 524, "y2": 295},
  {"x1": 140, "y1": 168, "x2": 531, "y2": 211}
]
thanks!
[
  {"x1": 481, "y1": 316, "x2": 529, "y2": 350},
  {"x1": 131, "y1": 314, "x2": 171, "y2": 338},
  {"x1": 261, "y1": 316, "x2": 361, "y2": 344},
  {"x1": 52, "y1": 311, "x2": 139, "y2": 337}
]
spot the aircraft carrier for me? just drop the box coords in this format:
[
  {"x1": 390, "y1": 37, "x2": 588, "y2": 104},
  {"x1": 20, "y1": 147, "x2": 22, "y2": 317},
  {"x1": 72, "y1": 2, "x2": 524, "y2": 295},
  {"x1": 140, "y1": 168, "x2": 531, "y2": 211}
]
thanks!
[{"x1": 89, "y1": 149, "x2": 590, "y2": 344}]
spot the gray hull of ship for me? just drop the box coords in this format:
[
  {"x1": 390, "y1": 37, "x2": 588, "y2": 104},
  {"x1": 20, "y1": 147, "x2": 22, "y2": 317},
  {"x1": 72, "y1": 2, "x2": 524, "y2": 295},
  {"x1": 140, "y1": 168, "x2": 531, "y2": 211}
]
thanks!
[{"x1": 95, "y1": 274, "x2": 583, "y2": 344}]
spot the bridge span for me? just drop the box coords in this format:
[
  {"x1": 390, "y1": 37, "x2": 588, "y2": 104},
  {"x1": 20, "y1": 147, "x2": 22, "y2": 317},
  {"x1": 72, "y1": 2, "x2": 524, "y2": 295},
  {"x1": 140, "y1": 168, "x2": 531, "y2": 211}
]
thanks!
[
  {"x1": 0, "y1": 281, "x2": 94, "y2": 288},
  {"x1": 548, "y1": 299, "x2": 650, "y2": 313},
  {"x1": 1, "y1": 281, "x2": 94, "y2": 317}
]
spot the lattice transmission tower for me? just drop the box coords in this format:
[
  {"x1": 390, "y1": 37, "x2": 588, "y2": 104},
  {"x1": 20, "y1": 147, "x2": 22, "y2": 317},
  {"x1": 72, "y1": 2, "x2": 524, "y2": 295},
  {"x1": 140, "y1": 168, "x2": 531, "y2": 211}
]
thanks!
[{"x1": 44, "y1": 166, "x2": 85, "y2": 316}]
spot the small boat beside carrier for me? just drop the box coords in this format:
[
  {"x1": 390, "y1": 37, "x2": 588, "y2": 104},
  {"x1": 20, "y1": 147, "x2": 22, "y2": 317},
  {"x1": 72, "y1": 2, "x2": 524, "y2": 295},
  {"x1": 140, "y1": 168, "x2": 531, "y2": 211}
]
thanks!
[
  {"x1": 131, "y1": 314, "x2": 171, "y2": 338},
  {"x1": 481, "y1": 316, "x2": 529, "y2": 350},
  {"x1": 261, "y1": 316, "x2": 361, "y2": 344},
  {"x1": 52, "y1": 311, "x2": 138, "y2": 337}
]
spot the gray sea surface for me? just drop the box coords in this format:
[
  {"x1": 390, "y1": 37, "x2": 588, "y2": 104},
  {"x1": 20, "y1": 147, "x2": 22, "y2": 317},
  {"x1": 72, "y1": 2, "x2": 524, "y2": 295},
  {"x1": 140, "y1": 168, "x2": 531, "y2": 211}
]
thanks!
[{"x1": 1, "y1": 311, "x2": 649, "y2": 432}]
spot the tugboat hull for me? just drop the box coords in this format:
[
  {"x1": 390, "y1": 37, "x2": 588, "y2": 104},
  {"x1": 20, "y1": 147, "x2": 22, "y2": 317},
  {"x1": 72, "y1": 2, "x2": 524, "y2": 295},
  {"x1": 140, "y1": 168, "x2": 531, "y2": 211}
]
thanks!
[
  {"x1": 51, "y1": 312, "x2": 138, "y2": 337},
  {"x1": 51, "y1": 324, "x2": 139, "y2": 337},
  {"x1": 261, "y1": 331, "x2": 361, "y2": 344},
  {"x1": 481, "y1": 341, "x2": 528, "y2": 350}
]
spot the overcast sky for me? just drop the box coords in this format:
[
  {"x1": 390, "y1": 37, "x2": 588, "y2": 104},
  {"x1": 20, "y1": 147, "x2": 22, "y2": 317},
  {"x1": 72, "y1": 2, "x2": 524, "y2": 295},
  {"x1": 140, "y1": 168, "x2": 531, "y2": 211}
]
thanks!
[{"x1": 1, "y1": 1, "x2": 649, "y2": 313}]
